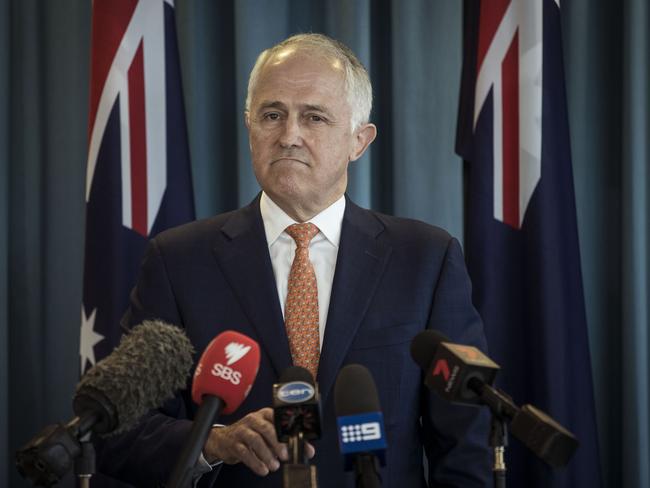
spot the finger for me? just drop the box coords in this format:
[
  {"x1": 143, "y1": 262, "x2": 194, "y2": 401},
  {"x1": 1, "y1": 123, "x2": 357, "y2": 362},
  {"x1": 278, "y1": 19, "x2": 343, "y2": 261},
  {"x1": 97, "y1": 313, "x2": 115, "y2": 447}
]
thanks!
[
  {"x1": 233, "y1": 441, "x2": 271, "y2": 477},
  {"x1": 248, "y1": 410, "x2": 288, "y2": 461},
  {"x1": 278, "y1": 443, "x2": 289, "y2": 462},
  {"x1": 241, "y1": 428, "x2": 281, "y2": 472},
  {"x1": 305, "y1": 441, "x2": 316, "y2": 459},
  {"x1": 259, "y1": 407, "x2": 274, "y2": 422}
]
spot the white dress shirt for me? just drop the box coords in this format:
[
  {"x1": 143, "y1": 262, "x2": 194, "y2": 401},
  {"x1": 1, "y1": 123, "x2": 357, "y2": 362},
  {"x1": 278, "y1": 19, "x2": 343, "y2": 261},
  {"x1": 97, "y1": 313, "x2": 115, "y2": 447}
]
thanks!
[{"x1": 260, "y1": 191, "x2": 345, "y2": 348}]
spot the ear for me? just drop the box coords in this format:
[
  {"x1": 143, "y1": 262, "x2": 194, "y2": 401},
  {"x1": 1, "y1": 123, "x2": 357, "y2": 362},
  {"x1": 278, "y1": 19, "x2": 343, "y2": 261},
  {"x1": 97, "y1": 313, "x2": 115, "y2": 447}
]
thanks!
[
  {"x1": 244, "y1": 111, "x2": 251, "y2": 130},
  {"x1": 349, "y1": 123, "x2": 377, "y2": 162}
]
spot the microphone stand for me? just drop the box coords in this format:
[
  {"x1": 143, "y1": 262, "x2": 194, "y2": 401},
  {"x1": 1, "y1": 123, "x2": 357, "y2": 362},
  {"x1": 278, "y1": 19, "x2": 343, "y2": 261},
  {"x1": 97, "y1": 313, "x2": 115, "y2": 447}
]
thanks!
[
  {"x1": 489, "y1": 416, "x2": 508, "y2": 488},
  {"x1": 74, "y1": 433, "x2": 96, "y2": 488},
  {"x1": 282, "y1": 432, "x2": 318, "y2": 488},
  {"x1": 16, "y1": 412, "x2": 102, "y2": 487},
  {"x1": 468, "y1": 378, "x2": 516, "y2": 488},
  {"x1": 469, "y1": 376, "x2": 580, "y2": 479}
]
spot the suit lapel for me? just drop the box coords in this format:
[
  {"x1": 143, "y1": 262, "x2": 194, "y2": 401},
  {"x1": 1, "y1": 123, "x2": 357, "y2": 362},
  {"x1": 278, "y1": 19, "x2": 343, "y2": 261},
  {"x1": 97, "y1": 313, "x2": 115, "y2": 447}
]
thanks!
[
  {"x1": 318, "y1": 199, "x2": 392, "y2": 405},
  {"x1": 211, "y1": 197, "x2": 292, "y2": 378}
]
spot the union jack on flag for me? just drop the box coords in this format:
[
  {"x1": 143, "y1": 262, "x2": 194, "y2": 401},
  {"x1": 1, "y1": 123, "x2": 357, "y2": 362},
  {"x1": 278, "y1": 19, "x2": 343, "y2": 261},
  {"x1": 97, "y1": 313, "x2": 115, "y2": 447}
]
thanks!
[
  {"x1": 471, "y1": 0, "x2": 542, "y2": 228},
  {"x1": 457, "y1": 0, "x2": 602, "y2": 486},
  {"x1": 81, "y1": 0, "x2": 194, "y2": 372}
]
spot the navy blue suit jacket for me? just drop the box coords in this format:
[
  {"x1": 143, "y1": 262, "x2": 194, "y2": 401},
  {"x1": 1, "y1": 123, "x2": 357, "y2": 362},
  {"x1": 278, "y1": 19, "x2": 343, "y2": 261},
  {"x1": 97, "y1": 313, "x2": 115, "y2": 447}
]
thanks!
[{"x1": 97, "y1": 195, "x2": 491, "y2": 487}]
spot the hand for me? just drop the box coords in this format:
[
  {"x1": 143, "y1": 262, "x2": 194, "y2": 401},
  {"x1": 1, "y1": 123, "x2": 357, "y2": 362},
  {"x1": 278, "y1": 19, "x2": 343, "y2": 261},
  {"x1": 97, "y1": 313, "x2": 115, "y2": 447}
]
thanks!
[{"x1": 203, "y1": 407, "x2": 315, "y2": 476}]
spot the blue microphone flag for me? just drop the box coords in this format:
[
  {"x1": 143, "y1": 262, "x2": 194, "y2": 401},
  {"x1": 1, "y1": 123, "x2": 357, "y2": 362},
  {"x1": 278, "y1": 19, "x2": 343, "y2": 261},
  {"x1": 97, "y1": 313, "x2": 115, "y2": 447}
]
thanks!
[{"x1": 336, "y1": 411, "x2": 386, "y2": 469}]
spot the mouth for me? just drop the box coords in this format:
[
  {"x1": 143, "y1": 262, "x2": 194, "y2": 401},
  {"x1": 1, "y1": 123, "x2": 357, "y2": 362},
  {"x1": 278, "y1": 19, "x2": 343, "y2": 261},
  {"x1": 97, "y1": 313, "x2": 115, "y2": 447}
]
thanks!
[{"x1": 271, "y1": 157, "x2": 308, "y2": 165}]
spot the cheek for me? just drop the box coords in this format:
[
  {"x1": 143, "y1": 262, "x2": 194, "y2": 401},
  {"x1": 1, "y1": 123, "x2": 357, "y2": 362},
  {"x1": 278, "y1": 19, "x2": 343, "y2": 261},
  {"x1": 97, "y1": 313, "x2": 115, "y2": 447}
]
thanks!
[
  {"x1": 250, "y1": 127, "x2": 276, "y2": 149},
  {"x1": 250, "y1": 133, "x2": 264, "y2": 150},
  {"x1": 319, "y1": 140, "x2": 353, "y2": 168}
]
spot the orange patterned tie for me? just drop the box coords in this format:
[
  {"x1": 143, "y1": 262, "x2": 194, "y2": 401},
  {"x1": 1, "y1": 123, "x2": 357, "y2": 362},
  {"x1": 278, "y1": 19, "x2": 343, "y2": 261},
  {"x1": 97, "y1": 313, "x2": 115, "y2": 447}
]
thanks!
[{"x1": 284, "y1": 223, "x2": 320, "y2": 379}]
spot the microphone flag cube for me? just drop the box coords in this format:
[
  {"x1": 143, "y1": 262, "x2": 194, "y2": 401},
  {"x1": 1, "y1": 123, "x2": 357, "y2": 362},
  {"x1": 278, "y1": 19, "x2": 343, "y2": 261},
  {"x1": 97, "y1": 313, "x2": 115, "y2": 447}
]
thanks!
[
  {"x1": 425, "y1": 342, "x2": 499, "y2": 405},
  {"x1": 336, "y1": 411, "x2": 386, "y2": 469}
]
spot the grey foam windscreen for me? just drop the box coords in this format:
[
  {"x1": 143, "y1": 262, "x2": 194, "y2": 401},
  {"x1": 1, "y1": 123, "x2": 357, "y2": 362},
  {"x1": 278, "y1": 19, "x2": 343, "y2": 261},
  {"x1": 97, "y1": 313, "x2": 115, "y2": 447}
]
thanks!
[{"x1": 74, "y1": 320, "x2": 194, "y2": 436}]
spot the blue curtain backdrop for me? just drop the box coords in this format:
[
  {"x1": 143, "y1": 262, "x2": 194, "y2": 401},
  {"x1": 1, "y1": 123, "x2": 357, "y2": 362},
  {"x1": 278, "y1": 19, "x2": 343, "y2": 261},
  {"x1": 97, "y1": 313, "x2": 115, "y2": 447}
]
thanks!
[{"x1": 0, "y1": 1, "x2": 647, "y2": 487}]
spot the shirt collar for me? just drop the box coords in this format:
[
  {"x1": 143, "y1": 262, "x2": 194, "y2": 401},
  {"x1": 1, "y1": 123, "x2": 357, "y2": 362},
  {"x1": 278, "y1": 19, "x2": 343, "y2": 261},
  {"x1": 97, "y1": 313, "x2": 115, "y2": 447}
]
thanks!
[{"x1": 260, "y1": 192, "x2": 346, "y2": 247}]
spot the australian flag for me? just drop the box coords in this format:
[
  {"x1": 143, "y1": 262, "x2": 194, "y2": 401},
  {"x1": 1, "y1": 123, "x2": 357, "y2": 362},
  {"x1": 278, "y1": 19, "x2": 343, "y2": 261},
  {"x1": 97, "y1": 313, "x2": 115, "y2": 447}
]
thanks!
[
  {"x1": 81, "y1": 0, "x2": 194, "y2": 373},
  {"x1": 456, "y1": 0, "x2": 602, "y2": 486}
]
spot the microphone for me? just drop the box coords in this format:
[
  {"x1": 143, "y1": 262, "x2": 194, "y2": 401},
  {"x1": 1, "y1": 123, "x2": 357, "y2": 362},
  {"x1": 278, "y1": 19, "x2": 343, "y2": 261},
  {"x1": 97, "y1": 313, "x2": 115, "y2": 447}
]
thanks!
[
  {"x1": 167, "y1": 330, "x2": 261, "y2": 488},
  {"x1": 410, "y1": 330, "x2": 579, "y2": 468},
  {"x1": 334, "y1": 364, "x2": 386, "y2": 488},
  {"x1": 410, "y1": 329, "x2": 500, "y2": 405},
  {"x1": 16, "y1": 320, "x2": 194, "y2": 486},
  {"x1": 273, "y1": 366, "x2": 321, "y2": 487}
]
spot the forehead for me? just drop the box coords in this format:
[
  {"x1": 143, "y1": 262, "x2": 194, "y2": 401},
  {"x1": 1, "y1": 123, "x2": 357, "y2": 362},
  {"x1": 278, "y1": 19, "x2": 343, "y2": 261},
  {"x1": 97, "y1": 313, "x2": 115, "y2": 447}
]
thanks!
[{"x1": 251, "y1": 50, "x2": 348, "y2": 111}]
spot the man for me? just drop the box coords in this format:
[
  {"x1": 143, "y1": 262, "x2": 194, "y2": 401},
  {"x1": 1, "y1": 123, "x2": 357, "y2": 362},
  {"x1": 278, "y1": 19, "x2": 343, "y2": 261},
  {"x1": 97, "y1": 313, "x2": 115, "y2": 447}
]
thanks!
[{"x1": 97, "y1": 34, "x2": 491, "y2": 487}]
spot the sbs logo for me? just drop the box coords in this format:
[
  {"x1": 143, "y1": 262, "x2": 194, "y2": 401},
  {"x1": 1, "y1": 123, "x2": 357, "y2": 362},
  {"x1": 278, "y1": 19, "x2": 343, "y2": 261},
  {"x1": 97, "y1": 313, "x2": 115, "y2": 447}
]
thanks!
[
  {"x1": 225, "y1": 342, "x2": 251, "y2": 365},
  {"x1": 277, "y1": 381, "x2": 315, "y2": 403},
  {"x1": 211, "y1": 363, "x2": 242, "y2": 385}
]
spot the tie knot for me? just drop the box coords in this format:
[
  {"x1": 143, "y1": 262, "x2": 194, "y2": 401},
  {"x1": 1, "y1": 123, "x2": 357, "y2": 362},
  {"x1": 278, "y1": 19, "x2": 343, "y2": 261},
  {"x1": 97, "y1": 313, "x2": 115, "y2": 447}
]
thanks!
[{"x1": 286, "y1": 222, "x2": 319, "y2": 248}]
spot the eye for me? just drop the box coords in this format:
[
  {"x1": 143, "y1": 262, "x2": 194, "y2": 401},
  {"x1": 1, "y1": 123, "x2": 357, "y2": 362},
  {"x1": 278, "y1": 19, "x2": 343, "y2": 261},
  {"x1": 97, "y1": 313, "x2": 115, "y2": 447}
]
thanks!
[
  {"x1": 263, "y1": 112, "x2": 281, "y2": 121},
  {"x1": 308, "y1": 114, "x2": 326, "y2": 123}
]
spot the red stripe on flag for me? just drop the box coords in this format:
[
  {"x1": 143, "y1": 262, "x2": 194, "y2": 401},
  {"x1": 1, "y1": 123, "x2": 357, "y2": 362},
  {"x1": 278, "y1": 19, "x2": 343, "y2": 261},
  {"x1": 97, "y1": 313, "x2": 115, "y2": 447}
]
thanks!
[
  {"x1": 88, "y1": 0, "x2": 138, "y2": 140},
  {"x1": 129, "y1": 41, "x2": 148, "y2": 237},
  {"x1": 502, "y1": 31, "x2": 519, "y2": 228},
  {"x1": 476, "y1": 0, "x2": 511, "y2": 72}
]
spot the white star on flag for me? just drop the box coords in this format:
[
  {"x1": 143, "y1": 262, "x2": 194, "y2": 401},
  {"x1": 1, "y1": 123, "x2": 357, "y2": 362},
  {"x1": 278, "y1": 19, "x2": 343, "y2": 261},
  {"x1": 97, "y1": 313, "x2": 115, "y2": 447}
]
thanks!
[{"x1": 80, "y1": 306, "x2": 104, "y2": 372}]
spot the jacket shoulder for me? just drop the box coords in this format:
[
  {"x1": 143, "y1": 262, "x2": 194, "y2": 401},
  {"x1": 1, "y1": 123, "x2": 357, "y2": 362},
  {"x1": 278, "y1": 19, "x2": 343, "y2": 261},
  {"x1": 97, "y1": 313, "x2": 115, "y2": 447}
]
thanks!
[
  {"x1": 154, "y1": 213, "x2": 227, "y2": 245},
  {"x1": 151, "y1": 205, "x2": 250, "y2": 252},
  {"x1": 363, "y1": 207, "x2": 455, "y2": 249}
]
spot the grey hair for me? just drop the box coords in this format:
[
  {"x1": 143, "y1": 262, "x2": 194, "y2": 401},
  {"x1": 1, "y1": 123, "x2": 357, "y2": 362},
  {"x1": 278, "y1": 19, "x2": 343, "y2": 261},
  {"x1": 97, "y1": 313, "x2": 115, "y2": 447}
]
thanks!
[{"x1": 245, "y1": 33, "x2": 373, "y2": 131}]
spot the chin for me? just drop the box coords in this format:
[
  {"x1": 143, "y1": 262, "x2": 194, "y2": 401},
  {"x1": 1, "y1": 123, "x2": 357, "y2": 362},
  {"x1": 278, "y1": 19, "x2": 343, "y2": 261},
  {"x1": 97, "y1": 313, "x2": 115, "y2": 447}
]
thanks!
[{"x1": 267, "y1": 172, "x2": 306, "y2": 195}]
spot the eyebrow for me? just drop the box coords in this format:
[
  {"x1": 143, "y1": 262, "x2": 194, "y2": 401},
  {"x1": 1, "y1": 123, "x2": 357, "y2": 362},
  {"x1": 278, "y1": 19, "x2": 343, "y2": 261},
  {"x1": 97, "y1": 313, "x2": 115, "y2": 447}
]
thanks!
[
  {"x1": 256, "y1": 100, "x2": 335, "y2": 118},
  {"x1": 303, "y1": 104, "x2": 333, "y2": 117},
  {"x1": 257, "y1": 100, "x2": 287, "y2": 111}
]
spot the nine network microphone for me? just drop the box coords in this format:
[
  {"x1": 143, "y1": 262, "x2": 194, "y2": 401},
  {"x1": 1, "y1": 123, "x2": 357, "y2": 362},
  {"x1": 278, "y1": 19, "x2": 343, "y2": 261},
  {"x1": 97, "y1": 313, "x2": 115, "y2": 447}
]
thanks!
[
  {"x1": 334, "y1": 364, "x2": 387, "y2": 488},
  {"x1": 273, "y1": 366, "x2": 321, "y2": 488},
  {"x1": 167, "y1": 330, "x2": 261, "y2": 488}
]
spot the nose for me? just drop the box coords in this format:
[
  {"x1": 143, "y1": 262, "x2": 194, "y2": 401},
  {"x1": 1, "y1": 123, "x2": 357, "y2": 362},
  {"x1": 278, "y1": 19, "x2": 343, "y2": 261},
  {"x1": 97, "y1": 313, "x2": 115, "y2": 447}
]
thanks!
[{"x1": 278, "y1": 116, "x2": 303, "y2": 148}]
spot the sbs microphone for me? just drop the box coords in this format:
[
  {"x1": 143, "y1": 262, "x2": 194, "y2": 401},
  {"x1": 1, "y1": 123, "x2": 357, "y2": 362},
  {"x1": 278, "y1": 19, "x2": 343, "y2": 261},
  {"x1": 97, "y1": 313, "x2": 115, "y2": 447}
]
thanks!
[
  {"x1": 167, "y1": 330, "x2": 260, "y2": 488},
  {"x1": 16, "y1": 320, "x2": 194, "y2": 486},
  {"x1": 334, "y1": 364, "x2": 386, "y2": 488},
  {"x1": 410, "y1": 330, "x2": 579, "y2": 468},
  {"x1": 273, "y1": 366, "x2": 321, "y2": 488}
]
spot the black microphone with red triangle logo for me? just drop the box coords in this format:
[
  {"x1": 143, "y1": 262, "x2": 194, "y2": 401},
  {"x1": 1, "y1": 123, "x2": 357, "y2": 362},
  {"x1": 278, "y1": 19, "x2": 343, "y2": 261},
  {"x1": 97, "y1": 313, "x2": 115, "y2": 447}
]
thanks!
[
  {"x1": 410, "y1": 329, "x2": 499, "y2": 405},
  {"x1": 410, "y1": 330, "x2": 579, "y2": 468}
]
